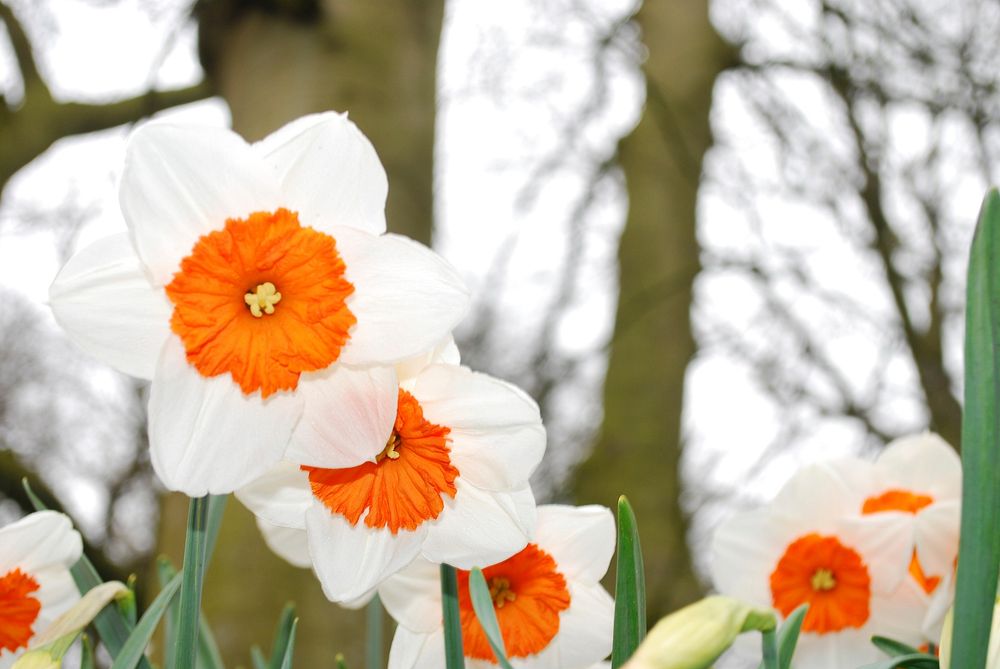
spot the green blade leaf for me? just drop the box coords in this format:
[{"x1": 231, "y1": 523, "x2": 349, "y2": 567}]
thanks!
[
  {"x1": 611, "y1": 495, "x2": 646, "y2": 667},
  {"x1": 366, "y1": 594, "x2": 384, "y2": 669},
  {"x1": 955, "y1": 188, "x2": 1000, "y2": 668},
  {"x1": 871, "y1": 636, "x2": 923, "y2": 658},
  {"x1": 760, "y1": 628, "x2": 778, "y2": 669},
  {"x1": 176, "y1": 495, "x2": 210, "y2": 669},
  {"x1": 156, "y1": 555, "x2": 225, "y2": 669},
  {"x1": 250, "y1": 646, "x2": 268, "y2": 669},
  {"x1": 857, "y1": 653, "x2": 939, "y2": 669},
  {"x1": 204, "y1": 494, "x2": 229, "y2": 565},
  {"x1": 267, "y1": 603, "x2": 297, "y2": 669},
  {"x1": 440, "y1": 564, "x2": 465, "y2": 669},
  {"x1": 110, "y1": 573, "x2": 182, "y2": 669},
  {"x1": 81, "y1": 634, "x2": 96, "y2": 669},
  {"x1": 197, "y1": 610, "x2": 227, "y2": 669},
  {"x1": 468, "y1": 568, "x2": 514, "y2": 669},
  {"x1": 775, "y1": 604, "x2": 807, "y2": 669},
  {"x1": 22, "y1": 479, "x2": 152, "y2": 669},
  {"x1": 278, "y1": 618, "x2": 298, "y2": 669}
]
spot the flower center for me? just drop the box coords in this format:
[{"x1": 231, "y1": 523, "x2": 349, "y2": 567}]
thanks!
[
  {"x1": 244, "y1": 282, "x2": 282, "y2": 317},
  {"x1": 0, "y1": 568, "x2": 41, "y2": 654},
  {"x1": 862, "y1": 488, "x2": 941, "y2": 593},
  {"x1": 302, "y1": 388, "x2": 458, "y2": 534},
  {"x1": 770, "y1": 533, "x2": 871, "y2": 634},
  {"x1": 165, "y1": 208, "x2": 356, "y2": 398},
  {"x1": 488, "y1": 577, "x2": 517, "y2": 608},
  {"x1": 458, "y1": 544, "x2": 571, "y2": 661}
]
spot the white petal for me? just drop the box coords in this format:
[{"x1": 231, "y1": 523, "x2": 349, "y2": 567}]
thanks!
[
  {"x1": 517, "y1": 582, "x2": 614, "y2": 669},
  {"x1": 378, "y1": 559, "x2": 443, "y2": 633},
  {"x1": 0, "y1": 511, "x2": 82, "y2": 573},
  {"x1": 148, "y1": 338, "x2": 303, "y2": 495},
  {"x1": 791, "y1": 628, "x2": 879, "y2": 669},
  {"x1": 340, "y1": 588, "x2": 378, "y2": 611},
  {"x1": 306, "y1": 504, "x2": 426, "y2": 602},
  {"x1": 236, "y1": 461, "x2": 311, "y2": 529},
  {"x1": 869, "y1": 577, "x2": 929, "y2": 647},
  {"x1": 388, "y1": 627, "x2": 446, "y2": 669},
  {"x1": 835, "y1": 513, "x2": 915, "y2": 594},
  {"x1": 289, "y1": 365, "x2": 397, "y2": 468},
  {"x1": 875, "y1": 432, "x2": 962, "y2": 501},
  {"x1": 922, "y1": 570, "x2": 954, "y2": 640},
  {"x1": 31, "y1": 567, "x2": 81, "y2": 628},
  {"x1": 395, "y1": 337, "x2": 461, "y2": 387},
  {"x1": 421, "y1": 480, "x2": 534, "y2": 569},
  {"x1": 49, "y1": 233, "x2": 171, "y2": 379},
  {"x1": 710, "y1": 509, "x2": 789, "y2": 608},
  {"x1": 415, "y1": 365, "x2": 545, "y2": 491},
  {"x1": 532, "y1": 505, "x2": 614, "y2": 584},
  {"x1": 335, "y1": 228, "x2": 470, "y2": 366},
  {"x1": 255, "y1": 112, "x2": 388, "y2": 236},
  {"x1": 120, "y1": 123, "x2": 281, "y2": 284},
  {"x1": 915, "y1": 500, "x2": 960, "y2": 579},
  {"x1": 256, "y1": 517, "x2": 312, "y2": 568},
  {"x1": 771, "y1": 462, "x2": 864, "y2": 529}
]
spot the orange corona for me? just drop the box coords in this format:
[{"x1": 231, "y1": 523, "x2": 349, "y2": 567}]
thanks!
[
  {"x1": 861, "y1": 488, "x2": 941, "y2": 594},
  {"x1": 303, "y1": 388, "x2": 458, "y2": 533},
  {"x1": 457, "y1": 544, "x2": 571, "y2": 661},
  {"x1": 0, "y1": 568, "x2": 41, "y2": 654},
  {"x1": 770, "y1": 534, "x2": 871, "y2": 633},
  {"x1": 166, "y1": 208, "x2": 356, "y2": 398}
]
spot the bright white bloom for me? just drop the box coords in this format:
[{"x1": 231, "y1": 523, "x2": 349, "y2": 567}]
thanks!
[
  {"x1": 237, "y1": 343, "x2": 545, "y2": 601},
  {"x1": 711, "y1": 463, "x2": 926, "y2": 669},
  {"x1": 835, "y1": 432, "x2": 961, "y2": 640},
  {"x1": 0, "y1": 512, "x2": 82, "y2": 669},
  {"x1": 49, "y1": 112, "x2": 469, "y2": 495},
  {"x1": 381, "y1": 505, "x2": 615, "y2": 669}
]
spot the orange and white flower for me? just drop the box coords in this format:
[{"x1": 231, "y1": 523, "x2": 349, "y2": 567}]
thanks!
[
  {"x1": 380, "y1": 505, "x2": 615, "y2": 669},
  {"x1": 237, "y1": 344, "x2": 545, "y2": 601},
  {"x1": 49, "y1": 112, "x2": 469, "y2": 495},
  {"x1": 711, "y1": 463, "x2": 924, "y2": 668},
  {"x1": 0, "y1": 512, "x2": 82, "y2": 669}
]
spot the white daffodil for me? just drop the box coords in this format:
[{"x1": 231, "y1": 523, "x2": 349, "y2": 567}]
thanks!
[
  {"x1": 237, "y1": 342, "x2": 545, "y2": 602},
  {"x1": 0, "y1": 512, "x2": 82, "y2": 669},
  {"x1": 381, "y1": 505, "x2": 615, "y2": 669},
  {"x1": 49, "y1": 112, "x2": 469, "y2": 496},
  {"x1": 711, "y1": 463, "x2": 926, "y2": 669},
  {"x1": 834, "y1": 432, "x2": 961, "y2": 641}
]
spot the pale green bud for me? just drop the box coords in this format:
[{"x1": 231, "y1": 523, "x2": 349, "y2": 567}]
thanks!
[
  {"x1": 939, "y1": 597, "x2": 1000, "y2": 669},
  {"x1": 622, "y1": 595, "x2": 777, "y2": 669}
]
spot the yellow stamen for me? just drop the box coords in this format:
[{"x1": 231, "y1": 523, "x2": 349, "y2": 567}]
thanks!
[
  {"x1": 811, "y1": 568, "x2": 836, "y2": 591},
  {"x1": 488, "y1": 577, "x2": 517, "y2": 608},
  {"x1": 377, "y1": 432, "x2": 401, "y2": 463},
  {"x1": 244, "y1": 282, "x2": 282, "y2": 317}
]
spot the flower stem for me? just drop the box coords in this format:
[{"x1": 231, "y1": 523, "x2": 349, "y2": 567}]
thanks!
[
  {"x1": 440, "y1": 564, "x2": 465, "y2": 669},
  {"x1": 175, "y1": 495, "x2": 209, "y2": 669},
  {"x1": 366, "y1": 593, "x2": 384, "y2": 669}
]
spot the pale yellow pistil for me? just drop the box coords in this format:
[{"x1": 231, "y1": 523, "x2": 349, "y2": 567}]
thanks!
[
  {"x1": 489, "y1": 577, "x2": 517, "y2": 608},
  {"x1": 377, "y1": 432, "x2": 401, "y2": 463},
  {"x1": 244, "y1": 282, "x2": 282, "y2": 317},
  {"x1": 811, "y1": 568, "x2": 837, "y2": 592}
]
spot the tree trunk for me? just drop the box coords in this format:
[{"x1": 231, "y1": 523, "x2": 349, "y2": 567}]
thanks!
[
  {"x1": 156, "y1": 2, "x2": 444, "y2": 665},
  {"x1": 572, "y1": 0, "x2": 731, "y2": 620}
]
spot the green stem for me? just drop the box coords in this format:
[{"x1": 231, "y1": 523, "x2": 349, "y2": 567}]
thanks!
[
  {"x1": 761, "y1": 628, "x2": 779, "y2": 669},
  {"x1": 440, "y1": 564, "x2": 465, "y2": 669},
  {"x1": 365, "y1": 593, "x2": 384, "y2": 669},
  {"x1": 175, "y1": 495, "x2": 209, "y2": 669}
]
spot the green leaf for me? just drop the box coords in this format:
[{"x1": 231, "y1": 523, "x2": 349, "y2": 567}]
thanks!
[
  {"x1": 440, "y1": 564, "x2": 465, "y2": 669},
  {"x1": 250, "y1": 646, "x2": 268, "y2": 669},
  {"x1": 267, "y1": 603, "x2": 298, "y2": 669},
  {"x1": 955, "y1": 188, "x2": 1000, "y2": 667},
  {"x1": 204, "y1": 494, "x2": 229, "y2": 565},
  {"x1": 81, "y1": 634, "x2": 96, "y2": 669},
  {"x1": 611, "y1": 495, "x2": 646, "y2": 667},
  {"x1": 366, "y1": 594, "x2": 384, "y2": 669},
  {"x1": 197, "y1": 611, "x2": 227, "y2": 669},
  {"x1": 119, "y1": 576, "x2": 138, "y2": 628},
  {"x1": 774, "y1": 604, "x2": 807, "y2": 669},
  {"x1": 760, "y1": 628, "x2": 778, "y2": 669},
  {"x1": 22, "y1": 479, "x2": 152, "y2": 669},
  {"x1": 156, "y1": 555, "x2": 226, "y2": 669},
  {"x1": 278, "y1": 618, "x2": 298, "y2": 669},
  {"x1": 871, "y1": 636, "x2": 923, "y2": 658},
  {"x1": 857, "y1": 653, "x2": 939, "y2": 669},
  {"x1": 176, "y1": 495, "x2": 210, "y2": 669},
  {"x1": 468, "y1": 568, "x2": 514, "y2": 669},
  {"x1": 110, "y1": 573, "x2": 182, "y2": 669}
]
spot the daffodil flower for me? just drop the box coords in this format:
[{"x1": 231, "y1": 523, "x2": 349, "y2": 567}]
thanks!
[
  {"x1": 379, "y1": 505, "x2": 615, "y2": 669},
  {"x1": 49, "y1": 112, "x2": 469, "y2": 495},
  {"x1": 0, "y1": 512, "x2": 82, "y2": 669},
  {"x1": 711, "y1": 462, "x2": 927, "y2": 668},
  {"x1": 236, "y1": 340, "x2": 545, "y2": 601}
]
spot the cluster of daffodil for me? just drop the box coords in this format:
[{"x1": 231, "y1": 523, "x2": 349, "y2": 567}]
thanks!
[{"x1": 1, "y1": 113, "x2": 997, "y2": 669}]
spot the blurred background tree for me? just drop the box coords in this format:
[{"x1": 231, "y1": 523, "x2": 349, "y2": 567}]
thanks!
[{"x1": 0, "y1": 0, "x2": 997, "y2": 666}]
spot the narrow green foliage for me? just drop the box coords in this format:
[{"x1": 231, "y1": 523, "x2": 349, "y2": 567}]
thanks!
[
  {"x1": 760, "y1": 628, "x2": 779, "y2": 669},
  {"x1": 177, "y1": 495, "x2": 210, "y2": 669},
  {"x1": 250, "y1": 646, "x2": 268, "y2": 669},
  {"x1": 22, "y1": 478, "x2": 152, "y2": 669},
  {"x1": 757, "y1": 604, "x2": 807, "y2": 669},
  {"x1": 204, "y1": 494, "x2": 229, "y2": 564},
  {"x1": 956, "y1": 188, "x2": 1000, "y2": 667},
  {"x1": 366, "y1": 594, "x2": 384, "y2": 669},
  {"x1": 81, "y1": 634, "x2": 96, "y2": 669},
  {"x1": 118, "y1": 576, "x2": 138, "y2": 628},
  {"x1": 871, "y1": 636, "x2": 923, "y2": 658},
  {"x1": 157, "y1": 556, "x2": 226, "y2": 669},
  {"x1": 611, "y1": 495, "x2": 646, "y2": 667},
  {"x1": 468, "y1": 568, "x2": 514, "y2": 669},
  {"x1": 267, "y1": 603, "x2": 298, "y2": 669},
  {"x1": 440, "y1": 564, "x2": 465, "y2": 669},
  {"x1": 858, "y1": 654, "x2": 939, "y2": 669},
  {"x1": 197, "y1": 612, "x2": 227, "y2": 669},
  {"x1": 278, "y1": 618, "x2": 298, "y2": 669},
  {"x1": 110, "y1": 573, "x2": 182, "y2": 669}
]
